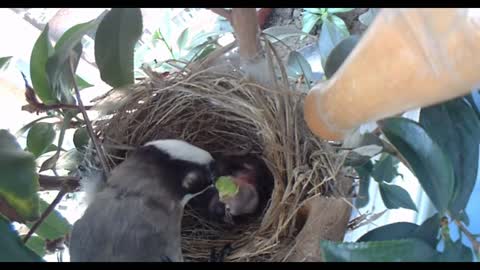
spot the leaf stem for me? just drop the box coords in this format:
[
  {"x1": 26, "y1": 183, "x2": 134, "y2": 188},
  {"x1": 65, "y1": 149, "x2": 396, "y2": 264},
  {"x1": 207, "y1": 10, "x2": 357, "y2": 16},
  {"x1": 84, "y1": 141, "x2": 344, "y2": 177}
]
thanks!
[{"x1": 156, "y1": 29, "x2": 175, "y2": 59}]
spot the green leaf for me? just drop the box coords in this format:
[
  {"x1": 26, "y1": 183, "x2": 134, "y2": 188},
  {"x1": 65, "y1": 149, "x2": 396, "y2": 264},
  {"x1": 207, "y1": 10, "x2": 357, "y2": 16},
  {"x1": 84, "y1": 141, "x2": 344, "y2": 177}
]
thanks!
[
  {"x1": 47, "y1": 20, "x2": 99, "y2": 105},
  {"x1": 39, "y1": 153, "x2": 60, "y2": 172},
  {"x1": 328, "y1": 15, "x2": 349, "y2": 36},
  {"x1": 345, "y1": 151, "x2": 372, "y2": 167},
  {"x1": 26, "y1": 123, "x2": 56, "y2": 158},
  {"x1": 302, "y1": 10, "x2": 321, "y2": 34},
  {"x1": 75, "y1": 75, "x2": 94, "y2": 90},
  {"x1": 15, "y1": 115, "x2": 56, "y2": 138},
  {"x1": 25, "y1": 236, "x2": 46, "y2": 257},
  {"x1": 354, "y1": 161, "x2": 373, "y2": 208},
  {"x1": 0, "y1": 216, "x2": 43, "y2": 262},
  {"x1": 413, "y1": 213, "x2": 441, "y2": 248},
  {"x1": 359, "y1": 8, "x2": 380, "y2": 26},
  {"x1": 30, "y1": 24, "x2": 56, "y2": 105},
  {"x1": 56, "y1": 149, "x2": 84, "y2": 171},
  {"x1": 26, "y1": 198, "x2": 71, "y2": 241},
  {"x1": 327, "y1": 8, "x2": 355, "y2": 13},
  {"x1": 43, "y1": 144, "x2": 58, "y2": 154},
  {"x1": 263, "y1": 26, "x2": 309, "y2": 43},
  {"x1": 371, "y1": 154, "x2": 400, "y2": 183},
  {"x1": 318, "y1": 19, "x2": 348, "y2": 68},
  {"x1": 420, "y1": 98, "x2": 480, "y2": 218},
  {"x1": 379, "y1": 117, "x2": 455, "y2": 214},
  {"x1": 39, "y1": 115, "x2": 71, "y2": 172},
  {"x1": 320, "y1": 239, "x2": 438, "y2": 262},
  {"x1": 73, "y1": 127, "x2": 89, "y2": 151},
  {"x1": 344, "y1": 132, "x2": 383, "y2": 167},
  {"x1": 379, "y1": 183, "x2": 417, "y2": 211},
  {"x1": 181, "y1": 41, "x2": 206, "y2": 62},
  {"x1": 177, "y1": 28, "x2": 190, "y2": 51},
  {"x1": 286, "y1": 51, "x2": 313, "y2": 83},
  {"x1": 192, "y1": 43, "x2": 217, "y2": 62},
  {"x1": 0, "y1": 130, "x2": 40, "y2": 222},
  {"x1": 216, "y1": 176, "x2": 239, "y2": 200},
  {"x1": 439, "y1": 240, "x2": 474, "y2": 262},
  {"x1": 352, "y1": 145, "x2": 383, "y2": 158},
  {"x1": 0, "y1": 56, "x2": 12, "y2": 71},
  {"x1": 324, "y1": 35, "x2": 359, "y2": 78},
  {"x1": 95, "y1": 8, "x2": 143, "y2": 88},
  {"x1": 185, "y1": 30, "x2": 224, "y2": 49},
  {"x1": 357, "y1": 222, "x2": 419, "y2": 242}
]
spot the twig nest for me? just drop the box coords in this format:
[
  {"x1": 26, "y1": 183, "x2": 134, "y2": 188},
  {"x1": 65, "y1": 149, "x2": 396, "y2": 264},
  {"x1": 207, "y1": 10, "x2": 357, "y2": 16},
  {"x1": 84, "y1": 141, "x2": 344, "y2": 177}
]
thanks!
[{"x1": 91, "y1": 46, "x2": 351, "y2": 261}]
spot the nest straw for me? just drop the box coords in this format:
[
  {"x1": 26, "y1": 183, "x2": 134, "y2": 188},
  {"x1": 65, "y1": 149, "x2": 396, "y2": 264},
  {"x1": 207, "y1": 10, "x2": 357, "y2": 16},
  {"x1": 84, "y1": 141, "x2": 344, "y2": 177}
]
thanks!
[{"x1": 90, "y1": 39, "x2": 347, "y2": 262}]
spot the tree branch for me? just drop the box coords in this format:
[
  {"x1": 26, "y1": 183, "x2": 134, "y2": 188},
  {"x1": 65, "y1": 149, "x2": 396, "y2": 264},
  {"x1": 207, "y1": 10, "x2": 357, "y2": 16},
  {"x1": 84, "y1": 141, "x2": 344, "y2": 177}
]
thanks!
[
  {"x1": 230, "y1": 8, "x2": 261, "y2": 60},
  {"x1": 38, "y1": 174, "x2": 80, "y2": 192},
  {"x1": 21, "y1": 103, "x2": 92, "y2": 114},
  {"x1": 454, "y1": 219, "x2": 480, "y2": 255},
  {"x1": 69, "y1": 58, "x2": 111, "y2": 176},
  {"x1": 22, "y1": 174, "x2": 80, "y2": 243},
  {"x1": 23, "y1": 188, "x2": 67, "y2": 243},
  {"x1": 20, "y1": 72, "x2": 92, "y2": 114},
  {"x1": 23, "y1": 174, "x2": 82, "y2": 242}
]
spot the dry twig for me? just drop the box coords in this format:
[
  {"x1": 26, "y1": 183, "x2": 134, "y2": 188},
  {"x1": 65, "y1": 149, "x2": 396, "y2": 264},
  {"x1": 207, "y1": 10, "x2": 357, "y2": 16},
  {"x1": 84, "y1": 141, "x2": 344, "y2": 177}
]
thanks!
[
  {"x1": 69, "y1": 58, "x2": 110, "y2": 176},
  {"x1": 23, "y1": 188, "x2": 67, "y2": 243},
  {"x1": 454, "y1": 219, "x2": 480, "y2": 255}
]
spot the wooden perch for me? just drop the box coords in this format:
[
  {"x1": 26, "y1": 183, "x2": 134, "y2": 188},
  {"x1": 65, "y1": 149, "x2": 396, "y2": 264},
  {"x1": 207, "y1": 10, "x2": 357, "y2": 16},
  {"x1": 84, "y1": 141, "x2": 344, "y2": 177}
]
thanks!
[
  {"x1": 304, "y1": 8, "x2": 480, "y2": 140},
  {"x1": 38, "y1": 174, "x2": 80, "y2": 191}
]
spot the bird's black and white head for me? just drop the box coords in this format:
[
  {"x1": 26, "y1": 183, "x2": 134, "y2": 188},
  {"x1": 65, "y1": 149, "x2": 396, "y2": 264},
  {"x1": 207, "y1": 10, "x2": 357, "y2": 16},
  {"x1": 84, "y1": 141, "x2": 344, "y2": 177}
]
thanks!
[{"x1": 141, "y1": 139, "x2": 216, "y2": 204}]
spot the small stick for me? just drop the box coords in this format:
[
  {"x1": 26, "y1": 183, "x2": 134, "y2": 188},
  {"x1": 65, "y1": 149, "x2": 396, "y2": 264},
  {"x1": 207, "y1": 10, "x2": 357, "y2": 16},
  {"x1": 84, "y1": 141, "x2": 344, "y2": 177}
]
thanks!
[
  {"x1": 454, "y1": 219, "x2": 480, "y2": 254},
  {"x1": 69, "y1": 58, "x2": 111, "y2": 176},
  {"x1": 38, "y1": 174, "x2": 80, "y2": 191},
  {"x1": 23, "y1": 188, "x2": 67, "y2": 243}
]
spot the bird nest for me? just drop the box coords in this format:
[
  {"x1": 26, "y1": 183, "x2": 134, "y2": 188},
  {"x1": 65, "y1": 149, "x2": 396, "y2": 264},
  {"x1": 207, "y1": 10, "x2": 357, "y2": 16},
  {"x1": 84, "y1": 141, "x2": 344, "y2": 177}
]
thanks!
[{"x1": 89, "y1": 44, "x2": 350, "y2": 262}]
